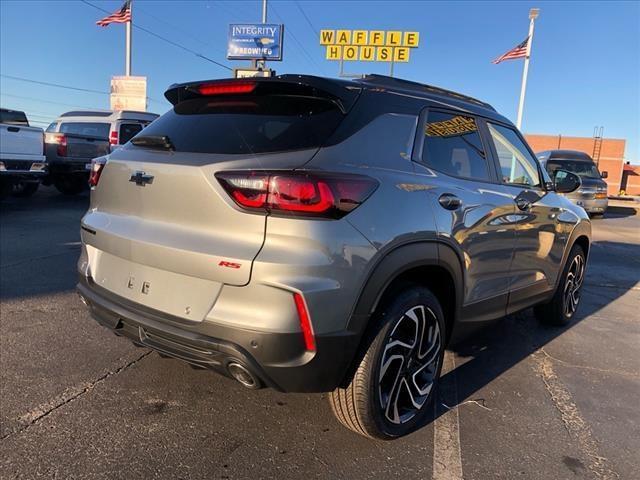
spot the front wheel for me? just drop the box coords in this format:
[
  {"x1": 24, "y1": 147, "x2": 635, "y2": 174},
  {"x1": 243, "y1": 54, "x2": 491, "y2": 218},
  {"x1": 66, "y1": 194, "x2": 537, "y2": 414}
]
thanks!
[
  {"x1": 534, "y1": 244, "x2": 586, "y2": 326},
  {"x1": 329, "y1": 286, "x2": 445, "y2": 439}
]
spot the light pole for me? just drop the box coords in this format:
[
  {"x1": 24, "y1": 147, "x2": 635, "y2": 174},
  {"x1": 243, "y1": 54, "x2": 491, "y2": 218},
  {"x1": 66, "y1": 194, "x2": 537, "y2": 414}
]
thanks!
[{"x1": 516, "y1": 8, "x2": 539, "y2": 130}]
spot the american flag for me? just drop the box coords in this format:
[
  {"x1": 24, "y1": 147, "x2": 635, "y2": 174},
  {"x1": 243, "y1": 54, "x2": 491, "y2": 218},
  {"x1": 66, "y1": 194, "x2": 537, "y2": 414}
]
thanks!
[
  {"x1": 96, "y1": 0, "x2": 131, "y2": 27},
  {"x1": 492, "y1": 37, "x2": 529, "y2": 64}
]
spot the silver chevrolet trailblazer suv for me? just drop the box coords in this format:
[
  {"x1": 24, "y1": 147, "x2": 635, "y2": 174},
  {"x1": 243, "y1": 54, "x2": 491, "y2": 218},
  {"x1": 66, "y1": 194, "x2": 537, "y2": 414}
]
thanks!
[{"x1": 78, "y1": 75, "x2": 591, "y2": 439}]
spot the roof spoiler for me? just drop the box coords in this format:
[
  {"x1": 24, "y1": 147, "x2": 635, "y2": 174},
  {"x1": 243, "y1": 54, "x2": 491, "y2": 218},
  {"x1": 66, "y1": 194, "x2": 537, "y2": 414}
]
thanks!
[{"x1": 164, "y1": 75, "x2": 362, "y2": 114}]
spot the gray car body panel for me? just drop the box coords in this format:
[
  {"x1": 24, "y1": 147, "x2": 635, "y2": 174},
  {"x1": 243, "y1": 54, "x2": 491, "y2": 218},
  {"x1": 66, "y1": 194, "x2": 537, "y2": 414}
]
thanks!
[{"x1": 78, "y1": 75, "x2": 591, "y2": 392}]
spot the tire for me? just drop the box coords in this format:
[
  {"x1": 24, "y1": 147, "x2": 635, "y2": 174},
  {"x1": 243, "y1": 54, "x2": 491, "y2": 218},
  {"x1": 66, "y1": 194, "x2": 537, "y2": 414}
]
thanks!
[
  {"x1": 534, "y1": 244, "x2": 586, "y2": 326},
  {"x1": 12, "y1": 182, "x2": 39, "y2": 198},
  {"x1": 54, "y1": 176, "x2": 86, "y2": 195},
  {"x1": 329, "y1": 285, "x2": 445, "y2": 439},
  {"x1": 0, "y1": 180, "x2": 12, "y2": 201}
]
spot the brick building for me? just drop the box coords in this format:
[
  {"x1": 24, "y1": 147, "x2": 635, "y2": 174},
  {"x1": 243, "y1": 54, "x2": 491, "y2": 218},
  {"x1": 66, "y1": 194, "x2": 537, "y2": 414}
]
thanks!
[{"x1": 525, "y1": 134, "x2": 626, "y2": 195}]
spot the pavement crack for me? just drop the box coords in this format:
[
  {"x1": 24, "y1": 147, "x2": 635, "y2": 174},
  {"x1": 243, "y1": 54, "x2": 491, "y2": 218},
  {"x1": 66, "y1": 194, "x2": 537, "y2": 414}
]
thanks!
[
  {"x1": 1, "y1": 350, "x2": 152, "y2": 441},
  {"x1": 533, "y1": 351, "x2": 620, "y2": 480},
  {"x1": 539, "y1": 348, "x2": 639, "y2": 379}
]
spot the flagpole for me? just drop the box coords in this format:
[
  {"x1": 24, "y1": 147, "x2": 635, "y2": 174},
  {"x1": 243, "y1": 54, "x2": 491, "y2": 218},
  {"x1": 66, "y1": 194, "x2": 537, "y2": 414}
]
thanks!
[
  {"x1": 125, "y1": 1, "x2": 132, "y2": 76},
  {"x1": 516, "y1": 8, "x2": 539, "y2": 129}
]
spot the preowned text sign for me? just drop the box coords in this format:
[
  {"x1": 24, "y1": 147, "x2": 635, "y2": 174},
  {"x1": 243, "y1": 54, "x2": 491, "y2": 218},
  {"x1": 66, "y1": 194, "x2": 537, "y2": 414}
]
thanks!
[
  {"x1": 320, "y1": 29, "x2": 420, "y2": 62},
  {"x1": 228, "y1": 24, "x2": 284, "y2": 61}
]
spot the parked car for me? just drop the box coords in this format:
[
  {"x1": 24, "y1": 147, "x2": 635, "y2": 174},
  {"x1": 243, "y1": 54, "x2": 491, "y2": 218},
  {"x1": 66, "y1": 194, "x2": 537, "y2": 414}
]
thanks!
[
  {"x1": 0, "y1": 108, "x2": 46, "y2": 199},
  {"x1": 77, "y1": 75, "x2": 590, "y2": 439},
  {"x1": 537, "y1": 150, "x2": 609, "y2": 215},
  {"x1": 44, "y1": 110, "x2": 158, "y2": 195}
]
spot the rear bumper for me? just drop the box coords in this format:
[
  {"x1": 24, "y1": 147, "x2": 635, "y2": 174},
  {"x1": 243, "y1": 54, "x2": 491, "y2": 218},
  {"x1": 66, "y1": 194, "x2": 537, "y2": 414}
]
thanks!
[
  {"x1": 77, "y1": 275, "x2": 358, "y2": 393},
  {"x1": 0, "y1": 159, "x2": 47, "y2": 178}
]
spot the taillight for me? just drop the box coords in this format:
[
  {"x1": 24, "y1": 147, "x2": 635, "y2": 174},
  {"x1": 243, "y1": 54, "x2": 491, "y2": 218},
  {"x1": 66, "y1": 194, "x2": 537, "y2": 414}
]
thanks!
[
  {"x1": 88, "y1": 158, "x2": 106, "y2": 188},
  {"x1": 45, "y1": 133, "x2": 67, "y2": 156},
  {"x1": 293, "y1": 292, "x2": 315, "y2": 352},
  {"x1": 215, "y1": 171, "x2": 378, "y2": 219},
  {"x1": 109, "y1": 130, "x2": 119, "y2": 146},
  {"x1": 197, "y1": 81, "x2": 256, "y2": 96}
]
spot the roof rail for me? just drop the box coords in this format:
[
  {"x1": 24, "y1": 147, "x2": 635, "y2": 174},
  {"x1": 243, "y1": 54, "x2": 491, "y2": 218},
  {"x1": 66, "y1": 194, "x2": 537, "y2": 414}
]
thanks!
[{"x1": 355, "y1": 74, "x2": 495, "y2": 111}]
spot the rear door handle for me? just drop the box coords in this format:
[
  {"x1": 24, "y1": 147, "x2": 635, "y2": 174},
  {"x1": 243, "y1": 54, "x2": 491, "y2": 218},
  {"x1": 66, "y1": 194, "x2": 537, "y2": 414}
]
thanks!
[{"x1": 438, "y1": 193, "x2": 462, "y2": 211}]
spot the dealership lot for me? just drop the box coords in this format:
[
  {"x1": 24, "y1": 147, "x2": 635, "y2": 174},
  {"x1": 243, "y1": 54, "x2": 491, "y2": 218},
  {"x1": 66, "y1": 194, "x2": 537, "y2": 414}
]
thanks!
[{"x1": 1, "y1": 188, "x2": 638, "y2": 480}]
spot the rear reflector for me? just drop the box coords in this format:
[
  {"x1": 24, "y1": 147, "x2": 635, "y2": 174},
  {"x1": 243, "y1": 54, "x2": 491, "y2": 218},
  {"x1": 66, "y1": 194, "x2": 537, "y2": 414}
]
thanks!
[
  {"x1": 197, "y1": 82, "x2": 256, "y2": 96},
  {"x1": 293, "y1": 293, "x2": 316, "y2": 352},
  {"x1": 216, "y1": 171, "x2": 378, "y2": 219},
  {"x1": 88, "y1": 158, "x2": 107, "y2": 188}
]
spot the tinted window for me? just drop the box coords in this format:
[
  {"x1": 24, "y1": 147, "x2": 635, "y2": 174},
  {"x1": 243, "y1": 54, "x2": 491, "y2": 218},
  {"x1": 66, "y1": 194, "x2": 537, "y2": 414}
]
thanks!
[
  {"x1": 546, "y1": 159, "x2": 601, "y2": 179},
  {"x1": 59, "y1": 122, "x2": 110, "y2": 138},
  {"x1": 421, "y1": 111, "x2": 490, "y2": 180},
  {"x1": 0, "y1": 110, "x2": 29, "y2": 126},
  {"x1": 119, "y1": 123, "x2": 143, "y2": 144},
  {"x1": 138, "y1": 95, "x2": 343, "y2": 155},
  {"x1": 487, "y1": 123, "x2": 541, "y2": 187}
]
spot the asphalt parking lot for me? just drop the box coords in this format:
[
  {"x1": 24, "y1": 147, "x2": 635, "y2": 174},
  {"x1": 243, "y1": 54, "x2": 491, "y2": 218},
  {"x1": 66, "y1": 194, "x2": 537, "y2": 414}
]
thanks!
[{"x1": 1, "y1": 187, "x2": 638, "y2": 480}]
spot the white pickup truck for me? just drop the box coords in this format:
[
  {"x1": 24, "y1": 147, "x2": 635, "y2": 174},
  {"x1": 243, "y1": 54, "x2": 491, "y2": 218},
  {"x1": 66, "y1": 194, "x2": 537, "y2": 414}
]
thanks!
[{"x1": 0, "y1": 108, "x2": 47, "y2": 199}]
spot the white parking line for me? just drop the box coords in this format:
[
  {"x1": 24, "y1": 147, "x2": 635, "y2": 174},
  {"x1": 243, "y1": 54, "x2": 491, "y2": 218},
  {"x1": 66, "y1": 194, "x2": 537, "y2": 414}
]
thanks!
[
  {"x1": 433, "y1": 351, "x2": 464, "y2": 480},
  {"x1": 534, "y1": 351, "x2": 619, "y2": 480}
]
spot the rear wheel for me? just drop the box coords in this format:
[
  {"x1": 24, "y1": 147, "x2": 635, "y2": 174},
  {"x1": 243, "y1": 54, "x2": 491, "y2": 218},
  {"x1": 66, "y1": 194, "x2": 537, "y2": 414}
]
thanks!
[
  {"x1": 329, "y1": 285, "x2": 445, "y2": 439},
  {"x1": 54, "y1": 176, "x2": 86, "y2": 195},
  {"x1": 12, "y1": 181, "x2": 39, "y2": 197},
  {"x1": 0, "y1": 179, "x2": 12, "y2": 201},
  {"x1": 534, "y1": 244, "x2": 586, "y2": 326}
]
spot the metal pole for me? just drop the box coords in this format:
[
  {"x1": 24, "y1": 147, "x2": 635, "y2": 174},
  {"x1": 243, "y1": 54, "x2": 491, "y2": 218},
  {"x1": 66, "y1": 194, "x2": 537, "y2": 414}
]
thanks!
[
  {"x1": 516, "y1": 8, "x2": 539, "y2": 129},
  {"x1": 258, "y1": 0, "x2": 267, "y2": 71},
  {"x1": 125, "y1": 1, "x2": 132, "y2": 76},
  {"x1": 389, "y1": 59, "x2": 395, "y2": 77}
]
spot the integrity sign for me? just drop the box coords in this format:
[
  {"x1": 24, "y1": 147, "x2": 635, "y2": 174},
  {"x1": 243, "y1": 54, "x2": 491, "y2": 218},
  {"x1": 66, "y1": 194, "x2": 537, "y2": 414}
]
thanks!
[{"x1": 227, "y1": 24, "x2": 284, "y2": 61}]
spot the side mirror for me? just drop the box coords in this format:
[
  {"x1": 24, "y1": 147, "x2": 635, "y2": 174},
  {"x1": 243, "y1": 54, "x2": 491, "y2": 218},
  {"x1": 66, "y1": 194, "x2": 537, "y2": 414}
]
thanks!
[
  {"x1": 554, "y1": 169, "x2": 582, "y2": 194},
  {"x1": 600, "y1": 170, "x2": 608, "y2": 179}
]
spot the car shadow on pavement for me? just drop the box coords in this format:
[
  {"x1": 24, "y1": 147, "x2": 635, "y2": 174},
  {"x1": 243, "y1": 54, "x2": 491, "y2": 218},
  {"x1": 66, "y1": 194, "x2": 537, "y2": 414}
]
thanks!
[{"x1": 426, "y1": 239, "x2": 640, "y2": 430}]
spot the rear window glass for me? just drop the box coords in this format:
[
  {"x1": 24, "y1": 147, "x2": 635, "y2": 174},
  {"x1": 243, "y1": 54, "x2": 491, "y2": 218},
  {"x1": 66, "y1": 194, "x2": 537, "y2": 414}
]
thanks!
[
  {"x1": 421, "y1": 111, "x2": 491, "y2": 181},
  {"x1": 59, "y1": 122, "x2": 110, "y2": 138},
  {"x1": 138, "y1": 95, "x2": 343, "y2": 154},
  {"x1": 119, "y1": 123, "x2": 144, "y2": 144},
  {"x1": 1, "y1": 110, "x2": 29, "y2": 126}
]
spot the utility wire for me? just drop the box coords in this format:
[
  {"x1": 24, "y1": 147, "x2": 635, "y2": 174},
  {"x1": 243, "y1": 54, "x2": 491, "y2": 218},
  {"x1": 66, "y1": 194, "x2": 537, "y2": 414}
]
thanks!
[
  {"x1": 80, "y1": 0, "x2": 232, "y2": 72},
  {"x1": 0, "y1": 92, "x2": 101, "y2": 110},
  {"x1": 1, "y1": 74, "x2": 166, "y2": 105},
  {"x1": 1, "y1": 74, "x2": 107, "y2": 94},
  {"x1": 270, "y1": 4, "x2": 325, "y2": 73},
  {"x1": 294, "y1": 1, "x2": 320, "y2": 37}
]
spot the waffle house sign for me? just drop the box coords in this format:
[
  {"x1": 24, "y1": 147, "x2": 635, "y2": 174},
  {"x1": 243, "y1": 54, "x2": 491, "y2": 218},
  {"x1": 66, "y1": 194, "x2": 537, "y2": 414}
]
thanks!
[{"x1": 320, "y1": 29, "x2": 419, "y2": 62}]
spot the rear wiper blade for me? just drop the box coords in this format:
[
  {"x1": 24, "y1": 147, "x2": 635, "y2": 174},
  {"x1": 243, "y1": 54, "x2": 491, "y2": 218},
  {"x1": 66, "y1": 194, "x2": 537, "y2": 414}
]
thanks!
[{"x1": 130, "y1": 135, "x2": 174, "y2": 151}]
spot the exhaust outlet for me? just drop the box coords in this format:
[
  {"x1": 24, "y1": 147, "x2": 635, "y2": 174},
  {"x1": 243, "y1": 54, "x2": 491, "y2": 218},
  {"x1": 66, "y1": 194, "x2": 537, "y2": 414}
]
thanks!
[{"x1": 227, "y1": 361, "x2": 261, "y2": 390}]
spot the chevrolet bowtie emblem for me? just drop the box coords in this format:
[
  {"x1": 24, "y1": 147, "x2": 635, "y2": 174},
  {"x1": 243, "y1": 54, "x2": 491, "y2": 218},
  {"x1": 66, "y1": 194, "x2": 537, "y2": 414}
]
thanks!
[{"x1": 129, "y1": 171, "x2": 154, "y2": 186}]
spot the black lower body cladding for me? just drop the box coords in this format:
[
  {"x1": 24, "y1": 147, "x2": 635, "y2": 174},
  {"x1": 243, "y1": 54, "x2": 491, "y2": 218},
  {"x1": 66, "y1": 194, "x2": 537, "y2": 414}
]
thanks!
[{"x1": 77, "y1": 276, "x2": 359, "y2": 393}]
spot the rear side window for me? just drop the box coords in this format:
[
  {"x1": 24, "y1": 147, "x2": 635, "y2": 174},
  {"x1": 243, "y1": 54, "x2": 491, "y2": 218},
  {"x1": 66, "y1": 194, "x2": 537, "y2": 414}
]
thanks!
[
  {"x1": 59, "y1": 122, "x2": 110, "y2": 139},
  {"x1": 45, "y1": 122, "x2": 58, "y2": 132},
  {"x1": 421, "y1": 111, "x2": 491, "y2": 181},
  {"x1": 138, "y1": 95, "x2": 344, "y2": 155},
  {"x1": 0, "y1": 110, "x2": 29, "y2": 126},
  {"x1": 119, "y1": 123, "x2": 144, "y2": 144}
]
